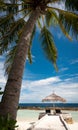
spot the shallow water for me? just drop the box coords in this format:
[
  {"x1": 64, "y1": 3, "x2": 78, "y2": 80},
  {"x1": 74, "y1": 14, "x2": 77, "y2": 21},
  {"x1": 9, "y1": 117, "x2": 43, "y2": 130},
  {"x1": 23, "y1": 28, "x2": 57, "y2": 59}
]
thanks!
[
  {"x1": 63, "y1": 110, "x2": 78, "y2": 122},
  {"x1": 17, "y1": 110, "x2": 78, "y2": 122},
  {"x1": 17, "y1": 110, "x2": 41, "y2": 121}
]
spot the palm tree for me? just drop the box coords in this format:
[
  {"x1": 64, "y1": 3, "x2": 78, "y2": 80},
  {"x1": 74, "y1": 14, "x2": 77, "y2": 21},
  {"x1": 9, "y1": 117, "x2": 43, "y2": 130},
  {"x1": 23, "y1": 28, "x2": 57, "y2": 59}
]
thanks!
[{"x1": 0, "y1": 0, "x2": 78, "y2": 120}]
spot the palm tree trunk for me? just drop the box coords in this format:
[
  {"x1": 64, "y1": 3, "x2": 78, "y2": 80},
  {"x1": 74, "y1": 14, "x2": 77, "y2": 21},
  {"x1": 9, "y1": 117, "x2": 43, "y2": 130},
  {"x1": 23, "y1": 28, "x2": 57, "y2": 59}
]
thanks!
[{"x1": 0, "y1": 8, "x2": 41, "y2": 120}]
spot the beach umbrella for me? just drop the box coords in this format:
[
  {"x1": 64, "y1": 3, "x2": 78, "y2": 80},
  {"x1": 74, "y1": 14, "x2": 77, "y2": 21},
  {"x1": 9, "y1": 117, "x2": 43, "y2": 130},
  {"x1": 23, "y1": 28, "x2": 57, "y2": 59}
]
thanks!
[{"x1": 42, "y1": 92, "x2": 66, "y2": 103}]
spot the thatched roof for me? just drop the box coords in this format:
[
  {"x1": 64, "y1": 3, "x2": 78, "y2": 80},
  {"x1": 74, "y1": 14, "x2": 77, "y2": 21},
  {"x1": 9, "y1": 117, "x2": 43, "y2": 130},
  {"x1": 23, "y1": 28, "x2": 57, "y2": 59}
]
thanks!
[{"x1": 42, "y1": 92, "x2": 66, "y2": 103}]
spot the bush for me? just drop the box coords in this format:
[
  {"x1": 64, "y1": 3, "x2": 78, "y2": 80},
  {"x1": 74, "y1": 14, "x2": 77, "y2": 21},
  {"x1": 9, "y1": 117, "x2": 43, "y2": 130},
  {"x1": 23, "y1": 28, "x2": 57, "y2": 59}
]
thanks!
[{"x1": 0, "y1": 114, "x2": 18, "y2": 130}]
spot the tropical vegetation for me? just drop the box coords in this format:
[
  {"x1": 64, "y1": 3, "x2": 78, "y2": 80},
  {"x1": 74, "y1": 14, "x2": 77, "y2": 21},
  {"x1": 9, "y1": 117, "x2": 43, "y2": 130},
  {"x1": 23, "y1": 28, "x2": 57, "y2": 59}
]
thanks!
[{"x1": 0, "y1": 114, "x2": 18, "y2": 130}]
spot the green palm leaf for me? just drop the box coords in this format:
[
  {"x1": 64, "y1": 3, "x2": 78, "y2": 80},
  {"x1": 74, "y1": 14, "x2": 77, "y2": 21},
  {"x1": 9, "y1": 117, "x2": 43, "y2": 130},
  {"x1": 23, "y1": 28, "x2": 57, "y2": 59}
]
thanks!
[
  {"x1": 4, "y1": 45, "x2": 17, "y2": 75},
  {"x1": 28, "y1": 25, "x2": 36, "y2": 64},
  {"x1": 47, "y1": 6, "x2": 78, "y2": 39},
  {"x1": 37, "y1": 18, "x2": 42, "y2": 29},
  {"x1": 65, "y1": 0, "x2": 78, "y2": 11},
  {"x1": 40, "y1": 26, "x2": 58, "y2": 70},
  {"x1": 45, "y1": 9, "x2": 58, "y2": 27},
  {"x1": 46, "y1": 9, "x2": 72, "y2": 40},
  {"x1": 0, "y1": 19, "x2": 25, "y2": 54},
  {"x1": 59, "y1": 13, "x2": 78, "y2": 39}
]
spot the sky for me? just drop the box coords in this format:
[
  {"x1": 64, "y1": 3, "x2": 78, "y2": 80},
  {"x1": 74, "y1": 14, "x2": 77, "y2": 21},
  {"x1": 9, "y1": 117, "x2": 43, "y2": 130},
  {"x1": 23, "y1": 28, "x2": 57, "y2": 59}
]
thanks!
[
  {"x1": 0, "y1": 1, "x2": 78, "y2": 103},
  {"x1": 0, "y1": 26, "x2": 78, "y2": 103}
]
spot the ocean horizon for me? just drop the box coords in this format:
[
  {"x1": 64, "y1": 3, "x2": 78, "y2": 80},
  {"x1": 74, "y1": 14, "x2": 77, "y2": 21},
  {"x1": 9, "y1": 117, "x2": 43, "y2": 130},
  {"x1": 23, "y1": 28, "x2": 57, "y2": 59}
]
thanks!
[{"x1": 19, "y1": 103, "x2": 78, "y2": 109}]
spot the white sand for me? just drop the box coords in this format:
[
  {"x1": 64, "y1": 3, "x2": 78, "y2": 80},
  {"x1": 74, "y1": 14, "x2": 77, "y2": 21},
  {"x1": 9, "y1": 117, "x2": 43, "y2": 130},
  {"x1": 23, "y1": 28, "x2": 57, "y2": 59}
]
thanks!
[
  {"x1": 16, "y1": 121, "x2": 32, "y2": 130},
  {"x1": 68, "y1": 122, "x2": 78, "y2": 130},
  {"x1": 16, "y1": 118, "x2": 78, "y2": 130}
]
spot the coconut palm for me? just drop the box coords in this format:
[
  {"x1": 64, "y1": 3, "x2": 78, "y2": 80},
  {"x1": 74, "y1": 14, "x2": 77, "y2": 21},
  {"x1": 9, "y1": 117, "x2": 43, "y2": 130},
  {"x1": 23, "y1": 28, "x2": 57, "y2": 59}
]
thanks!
[{"x1": 0, "y1": 0, "x2": 78, "y2": 120}]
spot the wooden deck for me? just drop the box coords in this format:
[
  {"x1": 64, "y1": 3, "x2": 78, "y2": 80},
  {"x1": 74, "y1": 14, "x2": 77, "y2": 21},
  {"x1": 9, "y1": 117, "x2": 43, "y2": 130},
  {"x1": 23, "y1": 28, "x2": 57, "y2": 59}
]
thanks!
[{"x1": 27, "y1": 114, "x2": 70, "y2": 130}]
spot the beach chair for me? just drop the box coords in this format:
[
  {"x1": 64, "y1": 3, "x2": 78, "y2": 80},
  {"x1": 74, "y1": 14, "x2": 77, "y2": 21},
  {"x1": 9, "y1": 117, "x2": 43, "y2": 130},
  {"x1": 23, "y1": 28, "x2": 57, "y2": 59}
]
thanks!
[
  {"x1": 45, "y1": 109, "x2": 51, "y2": 114},
  {"x1": 53, "y1": 109, "x2": 62, "y2": 115},
  {"x1": 55, "y1": 109, "x2": 61, "y2": 113},
  {"x1": 38, "y1": 109, "x2": 51, "y2": 120}
]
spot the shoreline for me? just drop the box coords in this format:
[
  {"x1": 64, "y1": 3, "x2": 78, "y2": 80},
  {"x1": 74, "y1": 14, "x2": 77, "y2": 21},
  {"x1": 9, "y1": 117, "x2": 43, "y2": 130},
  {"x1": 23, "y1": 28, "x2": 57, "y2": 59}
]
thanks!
[{"x1": 18, "y1": 107, "x2": 78, "y2": 111}]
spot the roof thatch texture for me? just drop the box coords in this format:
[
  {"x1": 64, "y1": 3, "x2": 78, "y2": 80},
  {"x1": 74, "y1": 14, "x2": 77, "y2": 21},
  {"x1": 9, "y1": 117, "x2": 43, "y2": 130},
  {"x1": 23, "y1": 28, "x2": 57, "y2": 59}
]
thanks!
[{"x1": 42, "y1": 92, "x2": 66, "y2": 102}]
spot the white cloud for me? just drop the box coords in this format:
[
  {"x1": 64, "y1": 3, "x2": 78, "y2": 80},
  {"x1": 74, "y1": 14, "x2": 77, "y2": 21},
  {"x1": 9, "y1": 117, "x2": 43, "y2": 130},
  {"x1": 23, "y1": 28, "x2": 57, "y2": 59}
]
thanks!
[
  {"x1": 70, "y1": 59, "x2": 78, "y2": 65},
  {"x1": 30, "y1": 77, "x2": 61, "y2": 87},
  {"x1": 59, "y1": 67, "x2": 68, "y2": 72},
  {"x1": 20, "y1": 76, "x2": 78, "y2": 103},
  {"x1": 51, "y1": 1, "x2": 65, "y2": 10},
  {"x1": 21, "y1": 77, "x2": 61, "y2": 91}
]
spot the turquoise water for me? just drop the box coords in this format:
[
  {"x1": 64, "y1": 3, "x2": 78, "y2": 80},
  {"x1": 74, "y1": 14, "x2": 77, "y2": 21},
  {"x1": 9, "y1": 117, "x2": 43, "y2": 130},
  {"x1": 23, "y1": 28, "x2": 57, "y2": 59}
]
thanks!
[
  {"x1": 17, "y1": 110, "x2": 78, "y2": 122},
  {"x1": 17, "y1": 110, "x2": 41, "y2": 121},
  {"x1": 66, "y1": 110, "x2": 78, "y2": 122}
]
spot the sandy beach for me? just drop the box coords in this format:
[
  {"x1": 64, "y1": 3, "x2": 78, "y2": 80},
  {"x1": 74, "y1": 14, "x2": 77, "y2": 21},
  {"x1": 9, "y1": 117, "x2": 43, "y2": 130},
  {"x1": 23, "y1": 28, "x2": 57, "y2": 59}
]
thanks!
[
  {"x1": 16, "y1": 120, "x2": 78, "y2": 130},
  {"x1": 68, "y1": 122, "x2": 78, "y2": 130},
  {"x1": 16, "y1": 110, "x2": 78, "y2": 130}
]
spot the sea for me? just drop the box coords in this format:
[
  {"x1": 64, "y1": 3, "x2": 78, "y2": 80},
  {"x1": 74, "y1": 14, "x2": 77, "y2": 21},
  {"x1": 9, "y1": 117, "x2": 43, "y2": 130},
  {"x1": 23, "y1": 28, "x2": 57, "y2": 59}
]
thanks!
[
  {"x1": 19, "y1": 103, "x2": 78, "y2": 109},
  {"x1": 17, "y1": 103, "x2": 78, "y2": 122}
]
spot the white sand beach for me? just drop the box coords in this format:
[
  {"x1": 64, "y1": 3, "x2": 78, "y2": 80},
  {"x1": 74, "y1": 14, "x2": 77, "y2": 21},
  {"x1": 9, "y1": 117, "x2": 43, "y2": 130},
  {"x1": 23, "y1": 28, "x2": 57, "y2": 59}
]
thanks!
[
  {"x1": 16, "y1": 119, "x2": 78, "y2": 130},
  {"x1": 16, "y1": 110, "x2": 78, "y2": 130},
  {"x1": 68, "y1": 122, "x2": 78, "y2": 130}
]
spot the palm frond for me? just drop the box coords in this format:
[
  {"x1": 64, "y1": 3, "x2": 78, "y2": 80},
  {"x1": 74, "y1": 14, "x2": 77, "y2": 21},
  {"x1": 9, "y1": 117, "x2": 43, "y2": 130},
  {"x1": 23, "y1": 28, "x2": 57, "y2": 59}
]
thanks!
[
  {"x1": 46, "y1": 9, "x2": 72, "y2": 40},
  {"x1": 47, "y1": 6, "x2": 78, "y2": 39},
  {"x1": 37, "y1": 18, "x2": 42, "y2": 29},
  {"x1": 45, "y1": 9, "x2": 58, "y2": 27},
  {"x1": 48, "y1": 6, "x2": 78, "y2": 18},
  {"x1": 0, "y1": 0, "x2": 7, "y2": 11},
  {"x1": 65, "y1": 0, "x2": 78, "y2": 11},
  {"x1": 4, "y1": 45, "x2": 17, "y2": 76},
  {"x1": 4, "y1": 23, "x2": 35, "y2": 75},
  {"x1": 0, "y1": 0, "x2": 32, "y2": 17},
  {"x1": 0, "y1": 19, "x2": 25, "y2": 55},
  {"x1": 0, "y1": 1, "x2": 19, "y2": 13},
  {"x1": 40, "y1": 26, "x2": 58, "y2": 70},
  {"x1": 0, "y1": 14, "x2": 14, "y2": 27},
  {"x1": 59, "y1": 13, "x2": 78, "y2": 39}
]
